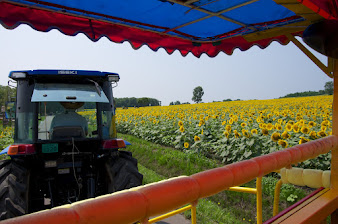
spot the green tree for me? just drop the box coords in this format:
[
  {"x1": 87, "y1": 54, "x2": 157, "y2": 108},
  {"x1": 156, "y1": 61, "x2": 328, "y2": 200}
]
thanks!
[
  {"x1": 324, "y1": 81, "x2": 333, "y2": 95},
  {"x1": 192, "y1": 86, "x2": 204, "y2": 103},
  {"x1": 115, "y1": 97, "x2": 160, "y2": 107},
  {"x1": 137, "y1": 97, "x2": 150, "y2": 107},
  {"x1": 0, "y1": 85, "x2": 16, "y2": 108}
]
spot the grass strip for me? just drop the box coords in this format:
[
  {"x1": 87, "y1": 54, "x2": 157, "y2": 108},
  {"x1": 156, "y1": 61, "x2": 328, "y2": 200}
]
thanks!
[{"x1": 120, "y1": 133, "x2": 219, "y2": 177}]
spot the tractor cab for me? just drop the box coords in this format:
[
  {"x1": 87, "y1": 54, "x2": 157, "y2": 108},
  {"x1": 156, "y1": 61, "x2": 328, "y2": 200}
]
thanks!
[{"x1": 10, "y1": 70, "x2": 119, "y2": 145}]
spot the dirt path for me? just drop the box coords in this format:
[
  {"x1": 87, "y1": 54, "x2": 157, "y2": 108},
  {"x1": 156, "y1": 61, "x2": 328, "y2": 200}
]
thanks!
[{"x1": 155, "y1": 214, "x2": 191, "y2": 224}]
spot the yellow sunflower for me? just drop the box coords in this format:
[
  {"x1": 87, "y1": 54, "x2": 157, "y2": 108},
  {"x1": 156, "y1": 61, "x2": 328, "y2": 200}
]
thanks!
[
  {"x1": 278, "y1": 140, "x2": 288, "y2": 148},
  {"x1": 251, "y1": 129, "x2": 258, "y2": 135},
  {"x1": 301, "y1": 126, "x2": 310, "y2": 134},
  {"x1": 223, "y1": 131, "x2": 229, "y2": 138},
  {"x1": 285, "y1": 123, "x2": 292, "y2": 132},
  {"x1": 234, "y1": 130, "x2": 241, "y2": 138},
  {"x1": 184, "y1": 142, "x2": 189, "y2": 148},
  {"x1": 321, "y1": 120, "x2": 329, "y2": 127},
  {"x1": 267, "y1": 123, "x2": 274, "y2": 130},
  {"x1": 242, "y1": 129, "x2": 251, "y2": 138},
  {"x1": 194, "y1": 136, "x2": 201, "y2": 142},
  {"x1": 299, "y1": 137, "x2": 310, "y2": 144},
  {"x1": 271, "y1": 132, "x2": 281, "y2": 142},
  {"x1": 261, "y1": 128, "x2": 269, "y2": 136},
  {"x1": 317, "y1": 131, "x2": 327, "y2": 137},
  {"x1": 275, "y1": 124, "x2": 282, "y2": 131},
  {"x1": 293, "y1": 125, "x2": 300, "y2": 133},
  {"x1": 281, "y1": 131, "x2": 290, "y2": 139},
  {"x1": 308, "y1": 121, "x2": 316, "y2": 127},
  {"x1": 309, "y1": 131, "x2": 317, "y2": 139}
]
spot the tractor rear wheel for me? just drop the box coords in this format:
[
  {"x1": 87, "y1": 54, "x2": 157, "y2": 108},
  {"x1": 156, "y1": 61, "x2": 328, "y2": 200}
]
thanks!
[
  {"x1": 0, "y1": 159, "x2": 29, "y2": 220},
  {"x1": 106, "y1": 151, "x2": 143, "y2": 192}
]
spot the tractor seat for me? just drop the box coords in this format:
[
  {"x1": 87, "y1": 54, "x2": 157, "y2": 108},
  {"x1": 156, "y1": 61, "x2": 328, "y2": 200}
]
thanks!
[{"x1": 51, "y1": 126, "x2": 85, "y2": 140}]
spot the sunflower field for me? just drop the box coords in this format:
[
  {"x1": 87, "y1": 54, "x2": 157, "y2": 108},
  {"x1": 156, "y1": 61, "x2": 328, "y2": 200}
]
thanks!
[
  {"x1": 0, "y1": 126, "x2": 13, "y2": 150},
  {"x1": 116, "y1": 95, "x2": 333, "y2": 170}
]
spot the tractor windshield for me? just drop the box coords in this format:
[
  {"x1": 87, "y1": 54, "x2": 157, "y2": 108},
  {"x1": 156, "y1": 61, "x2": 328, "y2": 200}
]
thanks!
[
  {"x1": 33, "y1": 82, "x2": 113, "y2": 141},
  {"x1": 14, "y1": 79, "x2": 116, "y2": 143}
]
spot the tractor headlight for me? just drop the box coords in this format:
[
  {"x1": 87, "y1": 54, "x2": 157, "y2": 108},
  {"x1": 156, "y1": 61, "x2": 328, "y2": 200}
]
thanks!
[{"x1": 108, "y1": 74, "x2": 120, "y2": 82}]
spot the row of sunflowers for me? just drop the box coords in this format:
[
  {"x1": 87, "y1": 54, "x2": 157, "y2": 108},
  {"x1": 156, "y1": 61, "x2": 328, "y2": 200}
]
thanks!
[{"x1": 116, "y1": 95, "x2": 333, "y2": 170}]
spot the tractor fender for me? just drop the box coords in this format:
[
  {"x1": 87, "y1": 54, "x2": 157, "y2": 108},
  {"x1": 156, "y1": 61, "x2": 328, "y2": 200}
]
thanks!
[
  {"x1": 124, "y1": 140, "x2": 131, "y2": 146},
  {"x1": 0, "y1": 145, "x2": 11, "y2": 155}
]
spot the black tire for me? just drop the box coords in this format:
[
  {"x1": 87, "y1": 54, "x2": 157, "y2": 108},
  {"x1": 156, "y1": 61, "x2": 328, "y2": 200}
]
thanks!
[
  {"x1": 106, "y1": 151, "x2": 143, "y2": 192},
  {"x1": 0, "y1": 159, "x2": 29, "y2": 220}
]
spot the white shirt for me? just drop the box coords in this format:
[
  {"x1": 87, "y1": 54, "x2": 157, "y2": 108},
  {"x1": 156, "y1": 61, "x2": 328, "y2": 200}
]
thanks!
[{"x1": 50, "y1": 110, "x2": 88, "y2": 135}]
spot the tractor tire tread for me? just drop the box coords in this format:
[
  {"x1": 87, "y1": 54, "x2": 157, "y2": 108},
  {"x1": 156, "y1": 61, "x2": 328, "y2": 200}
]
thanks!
[{"x1": 0, "y1": 160, "x2": 29, "y2": 220}]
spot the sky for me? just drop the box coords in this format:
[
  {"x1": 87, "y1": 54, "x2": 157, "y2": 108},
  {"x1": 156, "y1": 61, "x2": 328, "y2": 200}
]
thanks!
[{"x1": 0, "y1": 24, "x2": 332, "y2": 106}]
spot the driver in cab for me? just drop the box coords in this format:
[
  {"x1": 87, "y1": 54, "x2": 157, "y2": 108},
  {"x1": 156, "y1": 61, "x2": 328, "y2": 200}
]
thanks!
[{"x1": 50, "y1": 102, "x2": 88, "y2": 138}]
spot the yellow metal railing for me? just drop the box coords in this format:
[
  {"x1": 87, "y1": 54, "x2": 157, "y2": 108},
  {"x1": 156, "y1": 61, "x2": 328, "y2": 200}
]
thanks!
[
  {"x1": 228, "y1": 177, "x2": 263, "y2": 224},
  {"x1": 145, "y1": 203, "x2": 197, "y2": 224},
  {"x1": 144, "y1": 177, "x2": 263, "y2": 224}
]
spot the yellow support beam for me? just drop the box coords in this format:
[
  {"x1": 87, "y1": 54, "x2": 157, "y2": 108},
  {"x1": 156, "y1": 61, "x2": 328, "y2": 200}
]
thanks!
[
  {"x1": 256, "y1": 177, "x2": 263, "y2": 224},
  {"x1": 228, "y1": 186, "x2": 257, "y2": 194},
  {"x1": 191, "y1": 203, "x2": 197, "y2": 224},
  {"x1": 273, "y1": 179, "x2": 283, "y2": 216}
]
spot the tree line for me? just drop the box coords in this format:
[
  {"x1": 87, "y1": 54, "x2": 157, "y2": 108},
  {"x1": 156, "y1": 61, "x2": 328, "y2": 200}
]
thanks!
[
  {"x1": 115, "y1": 97, "x2": 160, "y2": 107},
  {"x1": 279, "y1": 81, "x2": 333, "y2": 98}
]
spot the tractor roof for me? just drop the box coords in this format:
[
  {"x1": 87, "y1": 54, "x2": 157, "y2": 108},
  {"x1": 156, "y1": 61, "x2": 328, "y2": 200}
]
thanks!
[{"x1": 9, "y1": 69, "x2": 119, "y2": 80}]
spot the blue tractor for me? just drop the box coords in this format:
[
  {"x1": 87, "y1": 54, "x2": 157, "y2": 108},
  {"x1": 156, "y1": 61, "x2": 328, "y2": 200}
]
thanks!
[{"x1": 0, "y1": 70, "x2": 143, "y2": 219}]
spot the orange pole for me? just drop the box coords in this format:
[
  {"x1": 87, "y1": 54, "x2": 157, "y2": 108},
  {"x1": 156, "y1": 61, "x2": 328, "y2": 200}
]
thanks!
[
  {"x1": 2, "y1": 136, "x2": 338, "y2": 224},
  {"x1": 332, "y1": 59, "x2": 338, "y2": 191},
  {"x1": 331, "y1": 59, "x2": 338, "y2": 224}
]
